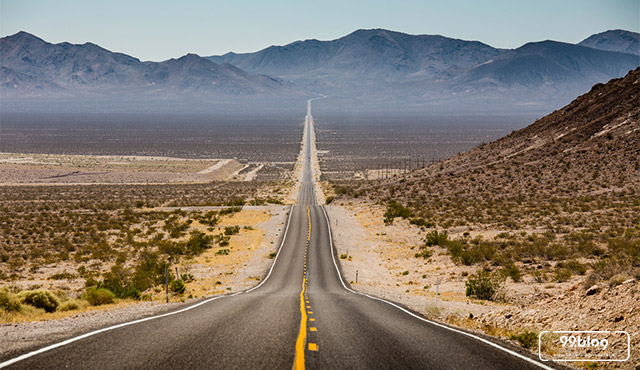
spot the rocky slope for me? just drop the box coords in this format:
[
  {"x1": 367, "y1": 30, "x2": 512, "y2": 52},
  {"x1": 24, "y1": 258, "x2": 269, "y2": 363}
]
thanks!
[{"x1": 380, "y1": 67, "x2": 640, "y2": 199}]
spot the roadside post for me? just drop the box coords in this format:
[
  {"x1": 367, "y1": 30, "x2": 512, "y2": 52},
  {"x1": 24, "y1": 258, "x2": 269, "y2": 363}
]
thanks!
[
  {"x1": 356, "y1": 270, "x2": 358, "y2": 283},
  {"x1": 165, "y1": 266, "x2": 169, "y2": 303},
  {"x1": 435, "y1": 278, "x2": 439, "y2": 306}
]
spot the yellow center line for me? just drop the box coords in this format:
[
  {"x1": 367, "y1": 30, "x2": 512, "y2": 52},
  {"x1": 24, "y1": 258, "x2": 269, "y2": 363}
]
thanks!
[
  {"x1": 294, "y1": 277, "x2": 307, "y2": 370},
  {"x1": 293, "y1": 205, "x2": 313, "y2": 370}
]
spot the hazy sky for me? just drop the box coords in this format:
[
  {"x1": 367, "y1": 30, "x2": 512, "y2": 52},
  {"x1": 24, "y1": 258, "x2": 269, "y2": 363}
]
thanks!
[{"x1": 1, "y1": 0, "x2": 638, "y2": 61}]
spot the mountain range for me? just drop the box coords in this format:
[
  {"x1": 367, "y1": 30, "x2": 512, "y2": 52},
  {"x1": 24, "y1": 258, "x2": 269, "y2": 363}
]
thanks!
[
  {"x1": 0, "y1": 32, "x2": 294, "y2": 99},
  {"x1": 1, "y1": 29, "x2": 639, "y2": 113}
]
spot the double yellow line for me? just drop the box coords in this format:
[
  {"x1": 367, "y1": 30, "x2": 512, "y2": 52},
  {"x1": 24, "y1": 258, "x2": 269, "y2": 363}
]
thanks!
[{"x1": 294, "y1": 206, "x2": 312, "y2": 370}]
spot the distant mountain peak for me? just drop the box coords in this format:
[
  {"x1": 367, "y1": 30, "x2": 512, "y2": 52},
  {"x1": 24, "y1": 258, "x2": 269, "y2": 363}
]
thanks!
[{"x1": 579, "y1": 29, "x2": 640, "y2": 56}]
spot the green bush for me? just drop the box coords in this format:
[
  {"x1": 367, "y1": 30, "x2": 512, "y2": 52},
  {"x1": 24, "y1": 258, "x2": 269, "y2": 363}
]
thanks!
[
  {"x1": 553, "y1": 268, "x2": 572, "y2": 282},
  {"x1": 509, "y1": 330, "x2": 538, "y2": 349},
  {"x1": 414, "y1": 247, "x2": 433, "y2": 259},
  {"x1": 18, "y1": 290, "x2": 60, "y2": 313},
  {"x1": 410, "y1": 218, "x2": 433, "y2": 228},
  {"x1": 325, "y1": 196, "x2": 335, "y2": 204},
  {"x1": 384, "y1": 200, "x2": 413, "y2": 220},
  {"x1": 215, "y1": 248, "x2": 230, "y2": 256},
  {"x1": 186, "y1": 230, "x2": 213, "y2": 254},
  {"x1": 169, "y1": 280, "x2": 186, "y2": 295},
  {"x1": 224, "y1": 226, "x2": 240, "y2": 236},
  {"x1": 500, "y1": 263, "x2": 521, "y2": 282},
  {"x1": 465, "y1": 270, "x2": 502, "y2": 301},
  {"x1": 83, "y1": 287, "x2": 115, "y2": 306},
  {"x1": 0, "y1": 288, "x2": 21, "y2": 312},
  {"x1": 181, "y1": 273, "x2": 195, "y2": 283},
  {"x1": 58, "y1": 299, "x2": 87, "y2": 312},
  {"x1": 425, "y1": 230, "x2": 449, "y2": 246}
]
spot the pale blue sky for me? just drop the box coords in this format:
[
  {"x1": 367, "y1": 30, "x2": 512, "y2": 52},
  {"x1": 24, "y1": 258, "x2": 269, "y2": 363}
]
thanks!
[{"x1": 1, "y1": 0, "x2": 638, "y2": 61}]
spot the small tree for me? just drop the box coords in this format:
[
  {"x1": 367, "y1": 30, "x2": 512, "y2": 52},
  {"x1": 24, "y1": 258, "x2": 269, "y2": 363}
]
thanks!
[{"x1": 465, "y1": 270, "x2": 503, "y2": 301}]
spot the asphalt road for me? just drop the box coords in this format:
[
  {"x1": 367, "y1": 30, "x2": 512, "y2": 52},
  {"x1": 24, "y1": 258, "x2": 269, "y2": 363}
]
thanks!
[{"x1": 2, "y1": 102, "x2": 558, "y2": 369}]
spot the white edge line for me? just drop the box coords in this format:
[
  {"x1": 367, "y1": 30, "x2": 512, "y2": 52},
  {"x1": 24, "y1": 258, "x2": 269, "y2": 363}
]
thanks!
[
  {"x1": 0, "y1": 205, "x2": 295, "y2": 368},
  {"x1": 245, "y1": 205, "x2": 294, "y2": 293},
  {"x1": 320, "y1": 205, "x2": 556, "y2": 370}
]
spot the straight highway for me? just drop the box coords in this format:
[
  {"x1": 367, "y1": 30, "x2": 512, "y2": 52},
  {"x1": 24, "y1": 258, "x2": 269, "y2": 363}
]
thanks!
[{"x1": 1, "y1": 100, "x2": 557, "y2": 369}]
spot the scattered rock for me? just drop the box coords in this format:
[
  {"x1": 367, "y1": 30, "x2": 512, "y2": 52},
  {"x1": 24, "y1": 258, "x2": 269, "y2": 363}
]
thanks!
[
  {"x1": 613, "y1": 315, "x2": 624, "y2": 322},
  {"x1": 586, "y1": 285, "x2": 600, "y2": 296}
]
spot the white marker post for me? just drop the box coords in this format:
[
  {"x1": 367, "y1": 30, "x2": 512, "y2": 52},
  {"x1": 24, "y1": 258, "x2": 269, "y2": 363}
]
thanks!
[{"x1": 165, "y1": 267, "x2": 169, "y2": 303}]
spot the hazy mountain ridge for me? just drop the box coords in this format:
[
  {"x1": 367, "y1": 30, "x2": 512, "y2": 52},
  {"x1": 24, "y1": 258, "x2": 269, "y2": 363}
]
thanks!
[
  {"x1": 1, "y1": 29, "x2": 639, "y2": 113},
  {"x1": 209, "y1": 29, "x2": 640, "y2": 111},
  {"x1": 209, "y1": 29, "x2": 502, "y2": 83},
  {"x1": 0, "y1": 31, "x2": 297, "y2": 98},
  {"x1": 578, "y1": 29, "x2": 640, "y2": 56}
]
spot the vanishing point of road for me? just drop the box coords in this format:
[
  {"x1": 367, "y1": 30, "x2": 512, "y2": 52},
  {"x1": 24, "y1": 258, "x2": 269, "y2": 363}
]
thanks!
[{"x1": 1, "y1": 100, "x2": 558, "y2": 370}]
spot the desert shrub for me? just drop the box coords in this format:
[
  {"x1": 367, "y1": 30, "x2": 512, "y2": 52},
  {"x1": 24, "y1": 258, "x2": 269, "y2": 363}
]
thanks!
[
  {"x1": 531, "y1": 270, "x2": 548, "y2": 283},
  {"x1": 224, "y1": 226, "x2": 240, "y2": 236},
  {"x1": 169, "y1": 280, "x2": 186, "y2": 295},
  {"x1": 218, "y1": 206, "x2": 242, "y2": 216},
  {"x1": 334, "y1": 185, "x2": 352, "y2": 195},
  {"x1": 510, "y1": 330, "x2": 538, "y2": 349},
  {"x1": 500, "y1": 263, "x2": 521, "y2": 282},
  {"x1": 225, "y1": 198, "x2": 245, "y2": 207},
  {"x1": 553, "y1": 268, "x2": 572, "y2": 282},
  {"x1": 0, "y1": 288, "x2": 21, "y2": 312},
  {"x1": 18, "y1": 290, "x2": 60, "y2": 313},
  {"x1": 164, "y1": 216, "x2": 192, "y2": 239},
  {"x1": 425, "y1": 230, "x2": 448, "y2": 246},
  {"x1": 198, "y1": 211, "x2": 219, "y2": 226},
  {"x1": 186, "y1": 230, "x2": 213, "y2": 254},
  {"x1": 558, "y1": 260, "x2": 587, "y2": 275},
  {"x1": 101, "y1": 264, "x2": 140, "y2": 299},
  {"x1": 414, "y1": 247, "x2": 433, "y2": 259},
  {"x1": 83, "y1": 287, "x2": 115, "y2": 306},
  {"x1": 268, "y1": 252, "x2": 277, "y2": 259},
  {"x1": 325, "y1": 196, "x2": 335, "y2": 204},
  {"x1": 215, "y1": 248, "x2": 230, "y2": 256},
  {"x1": 214, "y1": 235, "x2": 230, "y2": 246},
  {"x1": 465, "y1": 270, "x2": 503, "y2": 301},
  {"x1": 587, "y1": 258, "x2": 631, "y2": 283},
  {"x1": 49, "y1": 272, "x2": 76, "y2": 280},
  {"x1": 384, "y1": 200, "x2": 412, "y2": 220},
  {"x1": 181, "y1": 273, "x2": 195, "y2": 283},
  {"x1": 58, "y1": 299, "x2": 88, "y2": 312},
  {"x1": 410, "y1": 218, "x2": 433, "y2": 228},
  {"x1": 447, "y1": 239, "x2": 496, "y2": 266}
]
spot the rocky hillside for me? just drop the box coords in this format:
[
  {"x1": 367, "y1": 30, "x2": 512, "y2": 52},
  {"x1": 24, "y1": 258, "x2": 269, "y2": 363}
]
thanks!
[
  {"x1": 388, "y1": 67, "x2": 640, "y2": 199},
  {"x1": 334, "y1": 68, "x2": 639, "y2": 309}
]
